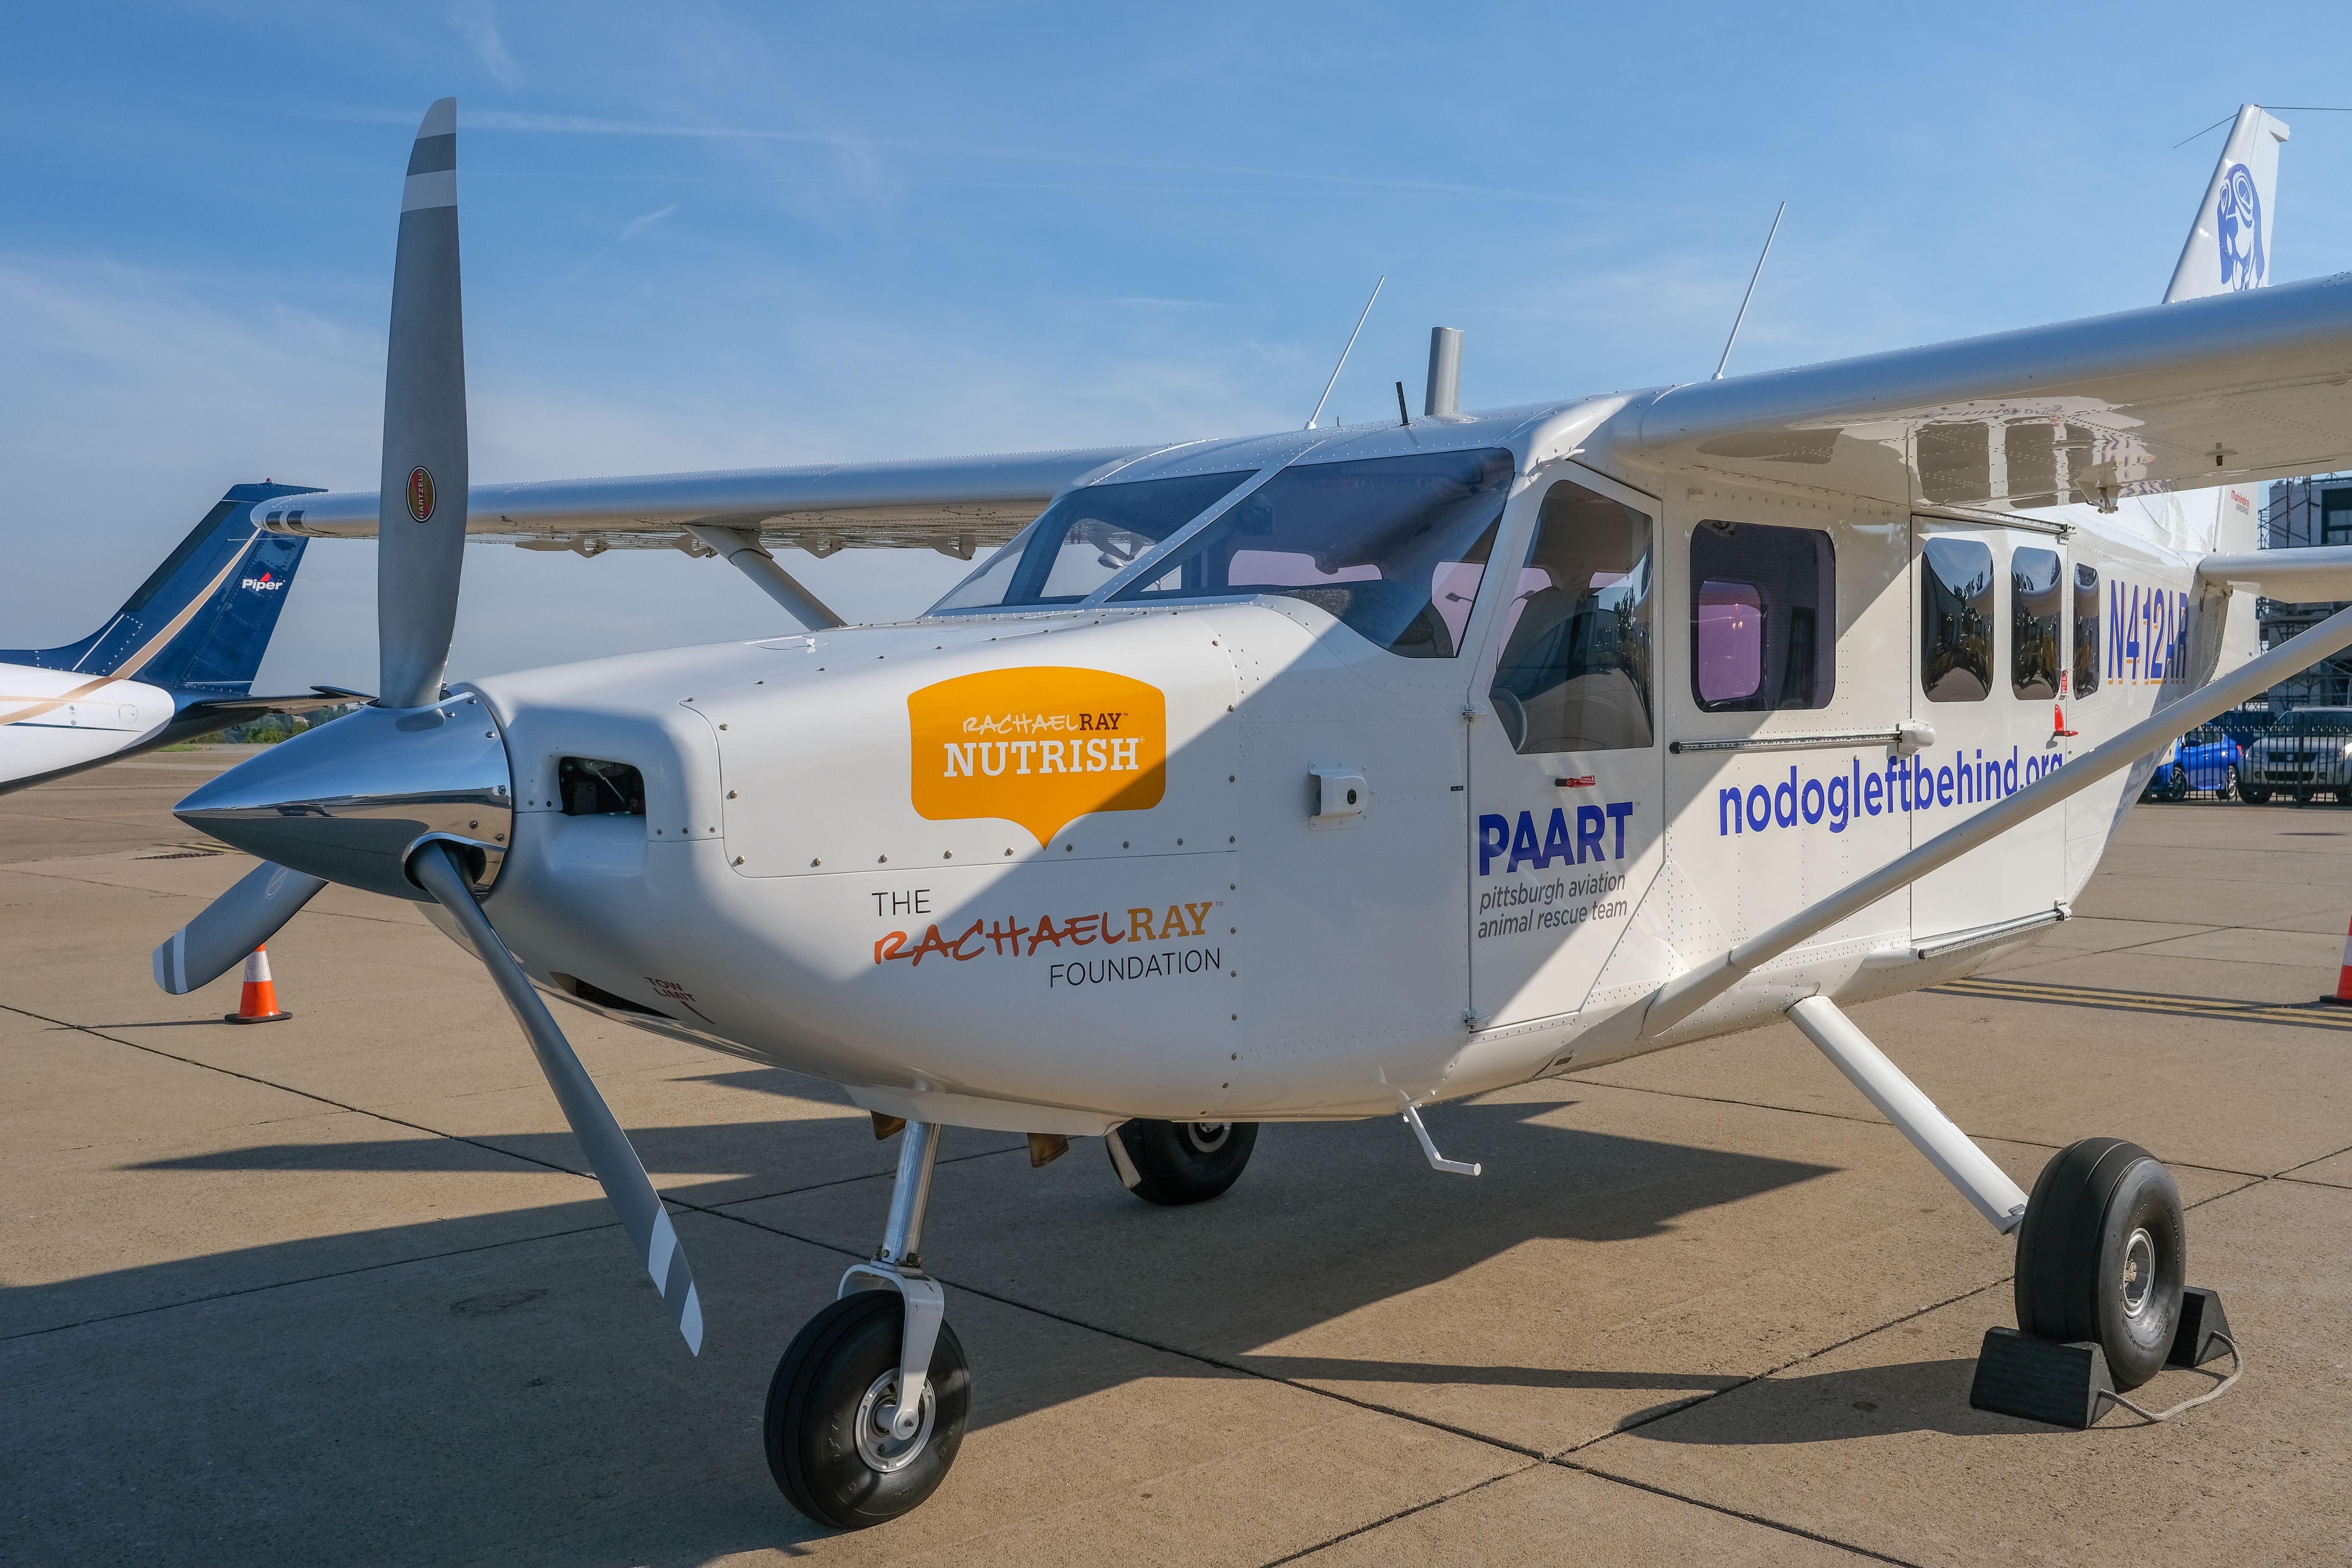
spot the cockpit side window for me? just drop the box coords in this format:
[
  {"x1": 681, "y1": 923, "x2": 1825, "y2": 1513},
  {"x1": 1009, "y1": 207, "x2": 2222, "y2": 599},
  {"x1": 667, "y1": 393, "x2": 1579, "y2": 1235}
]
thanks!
[
  {"x1": 1488, "y1": 479, "x2": 1654, "y2": 753},
  {"x1": 1109, "y1": 447, "x2": 1514, "y2": 658}
]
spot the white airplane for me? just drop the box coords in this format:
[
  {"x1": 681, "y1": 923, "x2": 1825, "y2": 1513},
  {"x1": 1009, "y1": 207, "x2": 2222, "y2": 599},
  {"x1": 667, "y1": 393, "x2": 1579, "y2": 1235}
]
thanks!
[
  {"x1": 148, "y1": 101, "x2": 2350, "y2": 1525},
  {"x1": 0, "y1": 486, "x2": 350, "y2": 792}
]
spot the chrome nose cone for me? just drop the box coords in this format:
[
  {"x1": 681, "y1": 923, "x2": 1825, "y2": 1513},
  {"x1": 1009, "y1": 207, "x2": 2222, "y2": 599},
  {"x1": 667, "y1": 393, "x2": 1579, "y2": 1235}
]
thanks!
[{"x1": 175, "y1": 694, "x2": 513, "y2": 901}]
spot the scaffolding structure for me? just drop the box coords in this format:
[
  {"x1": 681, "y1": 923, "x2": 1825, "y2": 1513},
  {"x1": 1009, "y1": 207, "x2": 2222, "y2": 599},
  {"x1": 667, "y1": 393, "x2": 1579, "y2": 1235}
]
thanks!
[{"x1": 2255, "y1": 475, "x2": 2352, "y2": 710}]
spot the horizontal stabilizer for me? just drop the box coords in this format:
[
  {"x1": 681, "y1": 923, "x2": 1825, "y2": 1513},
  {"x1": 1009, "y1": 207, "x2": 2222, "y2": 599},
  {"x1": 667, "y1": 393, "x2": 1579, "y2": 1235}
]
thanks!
[{"x1": 2197, "y1": 545, "x2": 2352, "y2": 603}]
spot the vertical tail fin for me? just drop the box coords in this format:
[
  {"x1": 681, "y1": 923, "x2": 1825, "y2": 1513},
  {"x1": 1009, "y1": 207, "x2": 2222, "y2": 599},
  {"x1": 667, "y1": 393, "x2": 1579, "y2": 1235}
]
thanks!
[
  {"x1": 2, "y1": 483, "x2": 320, "y2": 693},
  {"x1": 2165, "y1": 105, "x2": 2291, "y2": 302}
]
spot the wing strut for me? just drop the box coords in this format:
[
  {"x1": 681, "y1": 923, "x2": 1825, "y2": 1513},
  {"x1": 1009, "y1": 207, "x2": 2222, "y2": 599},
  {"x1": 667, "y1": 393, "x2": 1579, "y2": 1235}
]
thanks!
[{"x1": 683, "y1": 525, "x2": 845, "y2": 630}]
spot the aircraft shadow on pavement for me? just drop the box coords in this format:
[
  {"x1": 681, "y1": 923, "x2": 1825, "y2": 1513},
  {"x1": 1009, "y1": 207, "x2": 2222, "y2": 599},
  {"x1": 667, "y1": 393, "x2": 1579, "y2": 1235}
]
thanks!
[
  {"x1": 5, "y1": 1092, "x2": 1836, "y2": 1562},
  {"x1": 1612, "y1": 1354, "x2": 2070, "y2": 1442}
]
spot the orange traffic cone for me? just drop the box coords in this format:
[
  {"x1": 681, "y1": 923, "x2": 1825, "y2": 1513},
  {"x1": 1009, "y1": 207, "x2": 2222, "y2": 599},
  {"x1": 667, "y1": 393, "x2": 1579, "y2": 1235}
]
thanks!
[
  {"x1": 2328, "y1": 916, "x2": 2352, "y2": 1007},
  {"x1": 223, "y1": 945, "x2": 292, "y2": 1024}
]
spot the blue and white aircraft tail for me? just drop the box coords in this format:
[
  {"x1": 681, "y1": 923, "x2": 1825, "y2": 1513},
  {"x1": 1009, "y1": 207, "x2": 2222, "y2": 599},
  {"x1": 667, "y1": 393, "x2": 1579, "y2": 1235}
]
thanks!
[{"x1": 0, "y1": 482, "x2": 353, "y2": 794}]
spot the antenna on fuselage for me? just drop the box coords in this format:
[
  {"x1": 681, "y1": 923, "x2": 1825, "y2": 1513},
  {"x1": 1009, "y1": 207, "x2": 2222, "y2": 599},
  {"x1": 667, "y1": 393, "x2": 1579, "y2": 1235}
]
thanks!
[
  {"x1": 1713, "y1": 201, "x2": 1786, "y2": 380},
  {"x1": 1305, "y1": 275, "x2": 1383, "y2": 429}
]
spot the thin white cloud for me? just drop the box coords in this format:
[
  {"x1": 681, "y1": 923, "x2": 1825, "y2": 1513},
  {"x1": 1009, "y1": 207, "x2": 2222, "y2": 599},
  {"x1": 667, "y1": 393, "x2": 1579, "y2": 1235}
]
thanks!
[
  {"x1": 266, "y1": 104, "x2": 1594, "y2": 207},
  {"x1": 619, "y1": 203, "x2": 678, "y2": 240},
  {"x1": 453, "y1": 5, "x2": 522, "y2": 88}
]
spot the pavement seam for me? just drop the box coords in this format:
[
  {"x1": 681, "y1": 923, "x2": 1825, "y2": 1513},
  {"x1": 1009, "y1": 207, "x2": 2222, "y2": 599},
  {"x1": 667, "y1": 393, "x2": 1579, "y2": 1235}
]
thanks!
[
  {"x1": 1556, "y1": 1078, "x2": 2287, "y2": 1184},
  {"x1": 1527, "y1": 1170, "x2": 2272, "y2": 1561},
  {"x1": 691, "y1": 1189, "x2": 2011, "y2": 1568},
  {"x1": 0, "y1": 999, "x2": 1026, "y2": 1328},
  {"x1": 1251, "y1": 1462, "x2": 1541, "y2": 1567},
  {"x1": 1551, "y1": 1464, "x2": 1925, "y2": 1566},
  {"x1": 0, "y1": 862, "x2": 422, "y2": 925},
  {"x1": 2269, "y1": 1136, "x2": 2352, "y2": 1182},
  {"x1": 0, "y1": 1220, "x2": 624, "y2": 1343}
]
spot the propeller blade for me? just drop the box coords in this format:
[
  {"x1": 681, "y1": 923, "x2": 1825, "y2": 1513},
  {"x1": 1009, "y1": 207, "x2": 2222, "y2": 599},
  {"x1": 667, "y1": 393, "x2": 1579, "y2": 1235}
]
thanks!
[
  {"x1": 409, "y1": 842, "x2": 703, "y2": 1354},
  {"x1": 378, "y1": 96, "x2": 470, "y2": 711},
  {"x1": 151, "y1": 860, "x2": 327, "y2": 995}
]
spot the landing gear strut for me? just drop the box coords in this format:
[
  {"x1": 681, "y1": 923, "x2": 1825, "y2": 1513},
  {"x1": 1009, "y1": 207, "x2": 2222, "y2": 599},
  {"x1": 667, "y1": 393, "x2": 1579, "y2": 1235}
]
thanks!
[
  {"x1": 1786, "y1": 995, "x2": 2231, "y2": 1426},
  {"x1": 765, "y1": 1120, "x2": 969, "y2": 1528}
]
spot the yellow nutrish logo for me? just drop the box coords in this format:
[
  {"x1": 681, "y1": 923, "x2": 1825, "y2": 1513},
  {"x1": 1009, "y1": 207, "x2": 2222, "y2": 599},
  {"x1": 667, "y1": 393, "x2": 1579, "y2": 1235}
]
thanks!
[{"x1": 908, "y1": 667, "x2": 1166, "y2": 845}]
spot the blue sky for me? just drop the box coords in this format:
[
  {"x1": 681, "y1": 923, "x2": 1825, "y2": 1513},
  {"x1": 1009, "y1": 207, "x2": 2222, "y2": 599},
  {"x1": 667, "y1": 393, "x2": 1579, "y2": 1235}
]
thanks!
[{"x1": 6, "y1": 2, "x2": 2352, "y2": 692}]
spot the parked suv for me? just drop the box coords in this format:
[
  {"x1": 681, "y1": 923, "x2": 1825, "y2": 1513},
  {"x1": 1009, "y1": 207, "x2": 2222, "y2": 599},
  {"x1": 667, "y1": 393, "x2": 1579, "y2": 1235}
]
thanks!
[
  {"x1": 2143, "y1": 724, "x2": 2245, "y2": 801},
  {"x1": 2242, "y1": 708, "x2": 2352, "y2": 804}
]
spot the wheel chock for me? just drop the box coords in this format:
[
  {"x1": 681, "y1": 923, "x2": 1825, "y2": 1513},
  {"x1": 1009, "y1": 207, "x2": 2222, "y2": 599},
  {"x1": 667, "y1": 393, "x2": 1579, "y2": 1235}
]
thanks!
[
  {"x1": 1968, "y1": 1327, "x2": 2116, "y2": 1429},
  {"x1": 2168, "y1": 1285, "x2": 2233, "y2": 1369}
]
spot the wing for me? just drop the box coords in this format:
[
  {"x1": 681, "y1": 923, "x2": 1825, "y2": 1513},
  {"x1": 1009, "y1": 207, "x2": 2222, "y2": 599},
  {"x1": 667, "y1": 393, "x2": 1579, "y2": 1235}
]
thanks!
[
  {"x1": 1618, "y1": 271, "x2": 2352, "y2": 511},
  {"x1": 252, "y1": 446, "x2": 1158, "y2": 560}
]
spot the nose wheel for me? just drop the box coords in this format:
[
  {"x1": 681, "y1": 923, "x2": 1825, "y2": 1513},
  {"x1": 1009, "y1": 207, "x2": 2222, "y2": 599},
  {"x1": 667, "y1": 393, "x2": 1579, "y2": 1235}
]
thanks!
[
  {"x1": 767, "y1": 1118, "x2": 971, "y2": 1529},
  {"x1": 764, "y1": 1289, "x2": 969, "y2": 1528}
]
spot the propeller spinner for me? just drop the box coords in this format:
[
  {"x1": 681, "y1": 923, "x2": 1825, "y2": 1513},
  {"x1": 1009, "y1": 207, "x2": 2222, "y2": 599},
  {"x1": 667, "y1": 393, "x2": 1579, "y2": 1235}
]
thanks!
[{"x1": 152, "y1": 99, "x2": 702, "y2": 1355}]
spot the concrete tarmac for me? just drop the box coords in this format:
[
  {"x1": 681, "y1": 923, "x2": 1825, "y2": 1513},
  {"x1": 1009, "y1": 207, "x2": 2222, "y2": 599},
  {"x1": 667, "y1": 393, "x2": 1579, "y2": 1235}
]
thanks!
[{"x1": 5, "y1": 751, "x2": 2349, "y2": 1566}]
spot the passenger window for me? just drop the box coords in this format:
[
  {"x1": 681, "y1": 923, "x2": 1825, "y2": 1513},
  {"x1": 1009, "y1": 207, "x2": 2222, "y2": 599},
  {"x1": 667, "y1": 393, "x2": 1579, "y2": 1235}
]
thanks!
[
  {"x1": 1922, "y1": 536, "x2": 1995, "y2": 702},
  {"x1": 1687, "y1": 521, "x2": 1835, "y2": 713},
  {"x1": 2073, "y1": 564, "x2": 2101, "y2": 696},
  {"x1": 2011, "y1": 546, "x2": 2063, "y2": 700},
  {"x1": 1489, "y1": 479, "x2": 1654, "y2": 753}
]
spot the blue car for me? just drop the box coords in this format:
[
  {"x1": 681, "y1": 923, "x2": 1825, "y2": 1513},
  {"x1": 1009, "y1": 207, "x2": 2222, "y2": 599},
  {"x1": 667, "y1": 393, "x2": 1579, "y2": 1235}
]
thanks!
[{"x1": 2143, "y1": 724, "x2": 2244, "y2": 801}]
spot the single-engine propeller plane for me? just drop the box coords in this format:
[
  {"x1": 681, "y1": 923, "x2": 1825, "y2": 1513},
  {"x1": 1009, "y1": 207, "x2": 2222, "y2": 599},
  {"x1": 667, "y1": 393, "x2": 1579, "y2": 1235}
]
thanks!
[{"x1": 153, "y1": 100, "x2": 2352, "y2": 1524}]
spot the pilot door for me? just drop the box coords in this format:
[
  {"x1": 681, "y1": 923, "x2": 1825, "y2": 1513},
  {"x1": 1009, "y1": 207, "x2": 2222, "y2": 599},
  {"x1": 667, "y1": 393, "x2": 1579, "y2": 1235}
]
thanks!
[
  {"x1": 1907, "y1": 518, "x2": 2068, "y2": 938},
  {"x1": 1466, "y1": 467, "x2": 1665, "y2": 1029}
]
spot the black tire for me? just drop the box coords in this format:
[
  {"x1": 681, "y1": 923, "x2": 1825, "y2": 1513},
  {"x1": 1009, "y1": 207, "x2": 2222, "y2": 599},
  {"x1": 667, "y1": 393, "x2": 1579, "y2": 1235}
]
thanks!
[
  {"x1": 765, "y1": 1290, "x2": 969, "y2": 1529},
  {"x1": 2241, "y1": 785, "x2": 2271, "y2": 804},
  {"x1": 1111, "y1": 1118, "x2": 1259, "y2": 1205},
  {"x1": 2165, "y1": 764, "x2": 2189, "y2": 801},
  {"x1": 2219, "y1": 764, "x2": 2240, "y2": 802},
  {"x1": 2013, "y1": 1138, "x2": 2186, "y2": 1391}
]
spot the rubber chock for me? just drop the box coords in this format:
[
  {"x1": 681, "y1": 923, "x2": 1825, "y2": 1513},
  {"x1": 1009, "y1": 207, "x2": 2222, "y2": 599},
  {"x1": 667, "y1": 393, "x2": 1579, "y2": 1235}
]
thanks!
[
  {"x1": 2168, "y1": 1285, "x2": 2233, "y2": 1369},
  {"x1": 1968, "y1": 1327, "x2": 2115, "y2": 1429}
]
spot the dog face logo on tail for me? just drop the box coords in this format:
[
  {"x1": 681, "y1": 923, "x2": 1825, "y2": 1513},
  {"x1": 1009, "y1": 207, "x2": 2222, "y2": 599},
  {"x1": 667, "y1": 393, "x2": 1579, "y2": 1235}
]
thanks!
[{"x1": 2218, "y1": 163, "x2": 2265, "y2": 290}]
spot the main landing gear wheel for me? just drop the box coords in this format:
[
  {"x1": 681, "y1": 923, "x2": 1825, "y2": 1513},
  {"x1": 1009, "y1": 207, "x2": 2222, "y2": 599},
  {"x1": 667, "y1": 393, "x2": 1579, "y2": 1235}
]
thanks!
[
  {"x1": 1112, "y1": 1118, "x2": 1259, "y2": 1205},
  {"x1": 765, "y1": 1289, "x2": 970, "y2": 1529},
  {"x1": 2013, "y1": 1138, "x2": 2186, "y2": 1390}
]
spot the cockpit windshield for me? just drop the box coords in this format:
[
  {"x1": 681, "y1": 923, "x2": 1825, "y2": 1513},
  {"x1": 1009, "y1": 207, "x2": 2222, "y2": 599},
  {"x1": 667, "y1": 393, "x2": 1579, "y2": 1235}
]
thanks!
[
  {"x1": 928, "y1": 470, "x2": 1255, "y2": 613},
  {"x1": 930, "y1": 447, "x2": 1515, "y2": 659}
]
